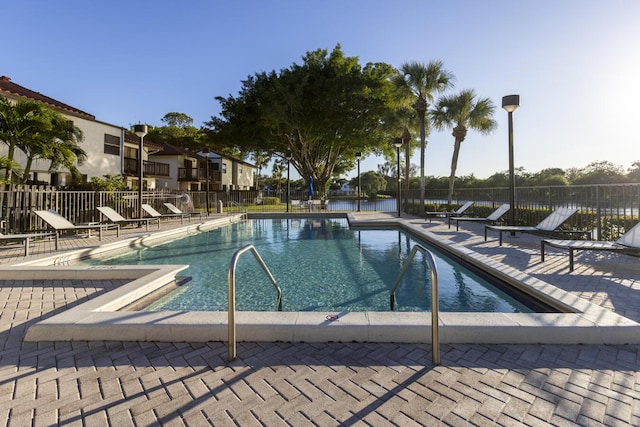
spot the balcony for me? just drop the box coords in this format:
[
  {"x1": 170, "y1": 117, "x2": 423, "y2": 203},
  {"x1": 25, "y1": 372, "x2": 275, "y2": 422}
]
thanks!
[
  {"x1": 178, "y1": 168, "x2": 221, "y2": 182},
  {"x1": 124, "y1": 158, "x2": 170, "y2": 177}
]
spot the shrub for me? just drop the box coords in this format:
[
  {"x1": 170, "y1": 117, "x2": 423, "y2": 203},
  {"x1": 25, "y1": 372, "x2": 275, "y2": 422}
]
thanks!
[{"x1": 262, "y1": 197, "x2": 281, "y2": 205}]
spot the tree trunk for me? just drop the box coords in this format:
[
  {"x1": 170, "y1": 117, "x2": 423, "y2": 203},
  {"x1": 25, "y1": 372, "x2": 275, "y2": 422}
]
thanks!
[
  {"x1": 415, "y1": 97, "x2": 427, "y2": 216},
  {"x1": 22, "y1": 156, "x2": 34, "y2": 184},
  {"x1": 403, "y1": 128, "x2": 411, "y2": 194},
  {"x1": 447, "y1": 125, "x2": 467, "y2": 205},
  {"x1": 4, "y1": 144, "x2": 16, "y2": 182}
]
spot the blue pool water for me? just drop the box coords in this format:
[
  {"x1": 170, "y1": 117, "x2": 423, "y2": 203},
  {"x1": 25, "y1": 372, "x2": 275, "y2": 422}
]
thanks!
[{"x1": 78, "y1": 218, "x2": 536, "y2": 313}]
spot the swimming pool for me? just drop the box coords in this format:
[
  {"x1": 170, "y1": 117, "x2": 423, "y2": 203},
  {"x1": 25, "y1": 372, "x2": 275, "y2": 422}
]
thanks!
[{"x1": 77, "y1": 218, "x2": 542, "y2": 313}]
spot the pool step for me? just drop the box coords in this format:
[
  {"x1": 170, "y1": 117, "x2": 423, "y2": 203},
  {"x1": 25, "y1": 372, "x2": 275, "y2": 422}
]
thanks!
[{"x1": 120, "y1": 276, "x2": 192, "y2": 311}]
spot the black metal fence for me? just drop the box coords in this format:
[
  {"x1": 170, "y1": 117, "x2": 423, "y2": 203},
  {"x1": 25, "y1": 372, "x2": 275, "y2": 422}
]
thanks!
[{"x1": 1, "y1": 183, "x2": 638, "y2": 241}]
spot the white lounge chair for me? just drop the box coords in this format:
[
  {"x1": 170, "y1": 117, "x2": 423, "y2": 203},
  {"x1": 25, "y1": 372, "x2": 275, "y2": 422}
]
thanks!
[
  {"x1": 34, "y1": 210, "x2": 119, "y2": 250},
  {"x1": 542, "y1": 221, "x2": 640, "y2": 271},
  {"x1": 141, "y1": 204, "x2": 191, "y2": 224},
  {"x1": 307, "y1": 199, "x2": 322, "y2": 211},
  {"x1": 425, "y1": 201, "x2": 474, "y2": 226},
  {"x1": 97, "y1": 206, "x2": 160, "y2": 231},
  {"x1": 484, "y1": 207, "x2": 586, "y2": 246},
  {"x1": 0, "y1": 230, "x2": 54, "y2": 256},
  {"x1": 450, "y1": 204, "x2": 510, "y2": 231},
  {"x1": 163, "y1": 203, "x2": 205, "y2": 219}
]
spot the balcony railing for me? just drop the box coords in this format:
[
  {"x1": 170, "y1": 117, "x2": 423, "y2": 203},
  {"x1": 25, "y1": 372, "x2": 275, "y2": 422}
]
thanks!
[
  {"x1": 123, "y1": 158, "x2": 170, "y2": 177},
  {"x1": 178, "y1": 168, "x2": 222, "y2": 182}
]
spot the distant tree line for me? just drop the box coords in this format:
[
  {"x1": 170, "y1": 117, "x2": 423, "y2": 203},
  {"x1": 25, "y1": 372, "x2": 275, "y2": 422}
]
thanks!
[{"x1": 366, "y1": 159, "x2": 640, "y2": 191}]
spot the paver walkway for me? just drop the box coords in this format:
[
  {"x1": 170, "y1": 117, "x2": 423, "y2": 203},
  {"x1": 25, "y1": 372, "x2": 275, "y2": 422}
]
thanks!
[{"x1": 0, "y1": 213, "x2": 638, "y2": 426}]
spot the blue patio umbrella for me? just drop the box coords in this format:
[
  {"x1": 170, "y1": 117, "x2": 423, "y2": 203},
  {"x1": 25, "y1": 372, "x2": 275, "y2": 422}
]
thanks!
[{"x1": 307, "y1": 177, "x2": 314, "y2": 198}]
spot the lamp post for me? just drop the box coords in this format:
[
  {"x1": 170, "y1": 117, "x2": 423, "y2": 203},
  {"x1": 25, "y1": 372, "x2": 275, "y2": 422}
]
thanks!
[
  {"x1": 202, "y1": 148, "x2": 211, "y2": 216},
  {"x1": 285, "y1": 152, "x2": 292, "y2": 212},
  {"x1": 393, "y1": 138, "x2": 404, "y2": 217},
  {"x1": 502, "y1": 95, "x2": 520, "y2": 230},
  {"x1": 355, "y1": 152, "x2": 362, "y2": 212},
  {"x1": 133, "y1": 124, "x2": 148, "y2": 219}
]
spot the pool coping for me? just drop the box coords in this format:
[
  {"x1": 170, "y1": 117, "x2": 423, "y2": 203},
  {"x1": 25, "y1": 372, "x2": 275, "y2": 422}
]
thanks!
[{"x1": 15, "y1": 213, "x2": 640, "y2": 345}]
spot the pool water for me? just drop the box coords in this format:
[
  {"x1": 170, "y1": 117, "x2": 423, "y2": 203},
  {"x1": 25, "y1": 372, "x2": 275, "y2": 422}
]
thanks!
[{"x1": 78, "y1": 218, "x2": 535, "y2": 313}]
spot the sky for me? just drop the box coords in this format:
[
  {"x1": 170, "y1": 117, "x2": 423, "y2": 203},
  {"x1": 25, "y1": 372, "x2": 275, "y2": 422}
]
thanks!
[{"x1": 3, "y1": 0, "x2": 640, "y2": 180}]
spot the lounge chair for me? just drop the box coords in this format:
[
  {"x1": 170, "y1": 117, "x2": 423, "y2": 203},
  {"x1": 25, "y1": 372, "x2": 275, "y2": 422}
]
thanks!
[
  {"x1": 34, "y1": 210, "x2": 119, "y2": 250},
  {"x1": 425, "y1": 201, "x2": 474, "y2": 226},
  {"x1": 541, "y1": 221, "x2": 640, "y2": 271},
  {"x1": 308, "y1": 199, "x2": 322, "y2": 211},
  {"x1": 141, "y1": 204, "x2": 191, "y2": 224},
  {"x1": 450, "y1": 204, "x2": 510, "y2": 231},
  {"x1": 163, "y1": 203, "x2": 205, "y2": 219},
  {"x1": 97, "y1": 206, "x2": 160, "y2": 231},
  {"x1": 484, "y1": 207, "x2": 586, "y2": 246},
  {"x1": 0, "y1": 230, "x2": 54, "y2": 256}
]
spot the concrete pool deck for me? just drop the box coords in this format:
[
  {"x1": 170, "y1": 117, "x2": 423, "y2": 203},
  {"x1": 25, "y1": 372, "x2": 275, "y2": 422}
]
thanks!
[{"x1": 0, "y1": 212, "x2": 638, "y2": 424}]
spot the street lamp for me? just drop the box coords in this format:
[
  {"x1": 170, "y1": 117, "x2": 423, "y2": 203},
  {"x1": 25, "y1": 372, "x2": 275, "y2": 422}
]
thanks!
[
  {"x1": 201, "y1": 148, "x2": 211, "y2": 216},
  {"x1": 285, "y1": 152, "x2": 292, "y2": 212},
  {"x1": 133, "y1": 124, "x2": 148, "y2": 219},
  {"x1": 502, "y1": 94, "x2": 520, "y2": 229},
  {"x1": 393, "y1": 138, "x2": 404, "y2": 217},
  {"x1": 355, "y1": 152, "x2": 362, "y2": 212}
]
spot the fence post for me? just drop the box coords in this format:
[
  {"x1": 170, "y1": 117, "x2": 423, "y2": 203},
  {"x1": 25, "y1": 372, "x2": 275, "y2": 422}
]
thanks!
[{"x1": 596, "y1": 186, "x2": 601, "y2": 240}]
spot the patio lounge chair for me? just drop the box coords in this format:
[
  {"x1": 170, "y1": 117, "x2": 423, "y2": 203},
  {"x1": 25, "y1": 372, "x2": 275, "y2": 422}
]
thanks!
[
  {"x1": 0, "y1": 230, "x2": 54, "y2": 256},
  {"x1": 450, "y1": 204, "x2": 510, "y2": 231},
  {"x1": 484, "y1": 207, "x2": 585, "y2": 246},
  {"x1": 97, "y1": 206, "x2": 160, "y2": 231},
  {"x1": 34, "y1": 210, "x2": 119, "y2": 250},
  {"x1": 541, "y1": 221, "x2": 640, "y2": 271},
  {"x1": 163, "y1": 203, "x2": 205, "y2": 219},
  {"x1": 141, "y1": 204, "x2": 191, "y2": 224},
  {"x1": 425, "y1": 201, "x2": 474, "y2": 226}
]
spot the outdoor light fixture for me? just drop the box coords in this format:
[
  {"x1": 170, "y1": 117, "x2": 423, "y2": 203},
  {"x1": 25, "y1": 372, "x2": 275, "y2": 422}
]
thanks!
[
  {"x1": 133, "y1": 124, "x2": 148, "y2": 219},
  {"x1": 393, "y1": 138, "x2": 404, "y2": 217},
  {"x1": 355, "y1": 152, "x2": 362, "y2": 212},
  {"x1": 502, "y1": 95, "x2": 520, "y2": 230},
  {"x1": 285, "y1": 152, "x2": 292, "y2": 213}
]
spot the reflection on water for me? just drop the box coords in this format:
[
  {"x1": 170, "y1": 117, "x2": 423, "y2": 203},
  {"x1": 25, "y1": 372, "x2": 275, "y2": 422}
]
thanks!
[{"x1": 77, "y1": 218, "x2": 534, "y2": 313}]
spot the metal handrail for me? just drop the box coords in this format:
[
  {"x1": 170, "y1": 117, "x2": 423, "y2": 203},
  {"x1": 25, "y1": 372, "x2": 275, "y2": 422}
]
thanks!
[
  {"x1": 227, "y1": 200, "x2": 247, "y2": 213},
  {"x1": 227, "y1": 244, "x2": 282, "y2": 361},
  {"x1": 389, "y1": 244, "x2": 440, "y2": 365}
]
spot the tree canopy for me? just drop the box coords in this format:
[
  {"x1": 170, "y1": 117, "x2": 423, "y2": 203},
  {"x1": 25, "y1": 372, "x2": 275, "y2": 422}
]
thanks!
[
  {"x1": 145, "y1": 112, "x2": 204, "y2": 151},
  {"x1": 205, "y1": 45, "x2": 403, "y2": 192}
]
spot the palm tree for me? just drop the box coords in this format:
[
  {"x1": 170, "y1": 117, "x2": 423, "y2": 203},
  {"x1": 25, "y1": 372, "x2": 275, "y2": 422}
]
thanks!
[
  {"x1": 20, "y1": 109, "x2": 85, "y2": 183},
  {"x1": 0, "y1": 97, "x2": 44, "y2": 182},
  {"x1": 431, "y1": 89, "x2": 497, "y2": 204},
  {"x1": 393, "y1": 61, "x2": 454, "y2": 215}
]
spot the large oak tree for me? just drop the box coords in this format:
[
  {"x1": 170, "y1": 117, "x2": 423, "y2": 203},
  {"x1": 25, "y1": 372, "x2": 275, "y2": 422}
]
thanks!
[{"x1": 205, "y1": 45, "x2": 403, "y2": 192}]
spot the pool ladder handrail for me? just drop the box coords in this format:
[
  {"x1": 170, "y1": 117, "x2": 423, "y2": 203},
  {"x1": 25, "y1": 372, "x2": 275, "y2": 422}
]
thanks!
[
  {"x1": 389, "y1": 244, "x2": 440, "y2": 365},
  {"x1": 227, "y1": 200, "x2": 247, "y2": 214},
  {"x1": 228, "y1": 244, "x2": 282, "y2": 361}
]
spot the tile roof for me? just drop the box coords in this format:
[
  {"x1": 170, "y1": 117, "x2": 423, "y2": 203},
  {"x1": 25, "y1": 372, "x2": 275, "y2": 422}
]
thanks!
[
  {"x1": 0, "y1": 76, "x2": 95, "y2": 120},
  {"x1": 124, "y1": 133, "x2": 163, "y2": 151}
]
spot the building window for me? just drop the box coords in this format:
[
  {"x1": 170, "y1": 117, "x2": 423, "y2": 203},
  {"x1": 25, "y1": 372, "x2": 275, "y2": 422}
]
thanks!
[
  {"x1": 124, "y1": 146, "x2": 137, "y2": 159},
  {"x1": 222, "y1": 163, "x2": 227, "y2": 174},
  {"x1": 104, "y1": 134, "x2": 120, "y2": 155}
]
